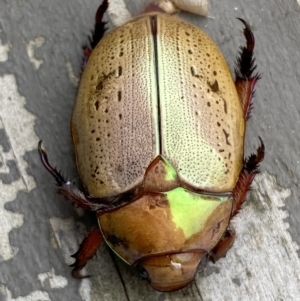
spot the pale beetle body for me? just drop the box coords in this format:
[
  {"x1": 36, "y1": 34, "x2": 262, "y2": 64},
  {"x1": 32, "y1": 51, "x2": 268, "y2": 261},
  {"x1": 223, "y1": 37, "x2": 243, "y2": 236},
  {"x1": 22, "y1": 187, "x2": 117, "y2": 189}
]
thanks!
[{"x1": 39, "y1": 0, "x2": 264, "y2": 292}]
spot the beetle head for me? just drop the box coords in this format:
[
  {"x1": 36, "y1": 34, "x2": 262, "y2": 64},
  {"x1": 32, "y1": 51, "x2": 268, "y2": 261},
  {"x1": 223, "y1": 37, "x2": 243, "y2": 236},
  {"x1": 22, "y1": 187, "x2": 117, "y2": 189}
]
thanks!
[{"x1": 136, "y1": 250, "x2": 208, "y2": 291}]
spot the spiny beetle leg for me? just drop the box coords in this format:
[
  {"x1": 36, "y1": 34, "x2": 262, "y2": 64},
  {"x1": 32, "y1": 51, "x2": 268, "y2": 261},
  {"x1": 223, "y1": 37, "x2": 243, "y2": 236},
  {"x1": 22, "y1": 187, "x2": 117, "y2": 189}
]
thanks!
[
  {"x1": 83, "y1": 0, "x2": 109, "y2": 65},
  {"x1": 70, "y1": 228, "x2": 103, "y2": 278},
  {"x1": 231, "y1": 137, "x2": 265, "y2": 218},
  {"x1": 210, "y1": 225, "x2": 236, "y2": 263},
  {"x1": 211, "y1": 138, "x2": 264, "y2": 262},
  {"x1": 235, "y1": 18, "x2": 261, "y2": 119},
  {"x1": 38, "y1": 141, "x2": 112, "y2": 211}
]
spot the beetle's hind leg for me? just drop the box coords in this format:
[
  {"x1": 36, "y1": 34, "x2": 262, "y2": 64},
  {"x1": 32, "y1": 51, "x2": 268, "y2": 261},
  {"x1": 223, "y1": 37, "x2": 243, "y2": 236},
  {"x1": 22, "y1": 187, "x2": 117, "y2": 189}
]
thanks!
[
  {"x1": 70, "y1": 228, "x2": 103, "y2": 278},
  {"x1": 210, "y1": 138, "x2": 264, "y2": 262},
  {"x1": 83, "y1": 0, "x2": 109, "y2": 65},
  {"x1": 235, "y1": 19, "x2": 260, "y2": 119}
]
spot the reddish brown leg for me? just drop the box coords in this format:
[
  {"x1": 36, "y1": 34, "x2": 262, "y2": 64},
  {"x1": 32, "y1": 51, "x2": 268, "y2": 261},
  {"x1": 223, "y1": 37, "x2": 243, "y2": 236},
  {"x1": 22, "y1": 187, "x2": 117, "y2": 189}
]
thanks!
[
  {"x1": 38, "y1": 141, "x2": 121, "y2": 211},
  {"x1": 210, "y1": 139, "x2": 265, "y2": 261},
  {"x1": 235, "y1": 19, "x2": 260, "y2": 119},
  {"x1": 83, "y1": 0, "x2": 109, "y2": 65},
  {"x1": 210, "y1": 225, "x2": 236, "y2": 262},
  {"x1": 231, "y1": 138, "x2": 265, "y2": 217},
  {"x1": 70, "y1": 228, "x2": 103, "y2": 278}
]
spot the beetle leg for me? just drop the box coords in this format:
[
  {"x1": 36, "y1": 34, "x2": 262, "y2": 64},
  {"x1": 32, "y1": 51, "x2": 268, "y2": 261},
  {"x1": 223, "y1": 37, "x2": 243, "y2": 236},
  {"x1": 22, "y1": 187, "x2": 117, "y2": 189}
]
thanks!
[
  {"x1": 231, "y1": 137, "x2": 265, "y2": 217},
  {"x1": 83, "y1": 0, "x2": 109, "y2": 65},
  {"x1": 38, "y1": 141, "x2": 113, "y2": 211},
  {"x1": 210, "y1": 138, "x2": 264, "y2": 263},
  {"x1": 235, "y1": 19, "x2": 260, "y2": 119},
  {"x1": 210, "y1": 225, "x2": 236, "y2": 262},
  {"x1": 70, "y1": 228, "x2": 103, "y2": 278}
]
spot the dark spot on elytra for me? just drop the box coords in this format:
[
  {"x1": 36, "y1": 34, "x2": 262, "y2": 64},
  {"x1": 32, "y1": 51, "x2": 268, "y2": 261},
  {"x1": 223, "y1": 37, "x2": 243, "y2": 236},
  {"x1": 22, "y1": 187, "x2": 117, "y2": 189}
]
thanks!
[
  {"x1": 97, "y1": 81, "x2": 103, "y2": 91},
  {"x1": 94, "y1": 100, "x2": 99, "y2": 110},
  {"x1": 223, "y1": 129, "x2": 231, "y2": 146},
  {"x1": 222, "y1": 99, "x2": 228, "y2": 114},
  {"x1": 97, "y1": 70, "x2": 116, "y2": 90},
  {"x1": 117, "y1": 66, "x2": 123, "y2": 77},
  {"x1": 209, "y1": 80, "x2": 219, "y2": 92},
  {"x1": 191, "y1": 66, "x2": 196, "y2": 76},
  {"x1": 118, "y1": 91, "x2": 122, "y2": 102}
]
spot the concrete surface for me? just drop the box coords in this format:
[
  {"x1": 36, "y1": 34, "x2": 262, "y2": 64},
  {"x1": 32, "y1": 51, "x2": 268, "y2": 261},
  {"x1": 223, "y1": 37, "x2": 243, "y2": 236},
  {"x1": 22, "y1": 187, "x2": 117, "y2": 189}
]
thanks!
[{"x1": 0, "y1": 0, "x2": 300, "y2": 300}]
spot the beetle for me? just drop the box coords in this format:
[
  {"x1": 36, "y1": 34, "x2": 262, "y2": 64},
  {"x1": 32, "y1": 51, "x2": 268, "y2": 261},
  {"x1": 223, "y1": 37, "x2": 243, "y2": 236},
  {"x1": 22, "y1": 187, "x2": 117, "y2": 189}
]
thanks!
[{"x1": 38, "y1": 0, "x2": 264, "y2": 292}]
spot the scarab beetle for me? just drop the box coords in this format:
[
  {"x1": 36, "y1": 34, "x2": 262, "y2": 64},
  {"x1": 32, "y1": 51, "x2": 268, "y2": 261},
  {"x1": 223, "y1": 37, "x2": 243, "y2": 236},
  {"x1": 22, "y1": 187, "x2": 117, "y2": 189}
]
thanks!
[{"x1": 39, "y1": 0, "x2": 264, "y2": 292}]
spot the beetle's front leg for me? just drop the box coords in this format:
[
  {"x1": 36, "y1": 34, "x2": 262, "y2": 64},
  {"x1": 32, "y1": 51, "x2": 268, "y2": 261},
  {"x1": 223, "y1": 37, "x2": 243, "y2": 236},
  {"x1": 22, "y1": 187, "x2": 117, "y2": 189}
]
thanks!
[
  {"x1": 210, "y1": 139, "x2": 264, "y2": 262},
  {"x1": 38, "y1": 141, "x2": 111, "y2": 211},
  {"x1": 235, "y1": 19, "x2": 260, "y2": 119},
  {"x1": 70, "y1": 228, "x2": 103, "y2": 278},
  {"x1": 210, "y1": 225, "x2": 236, "y2": 262}
]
